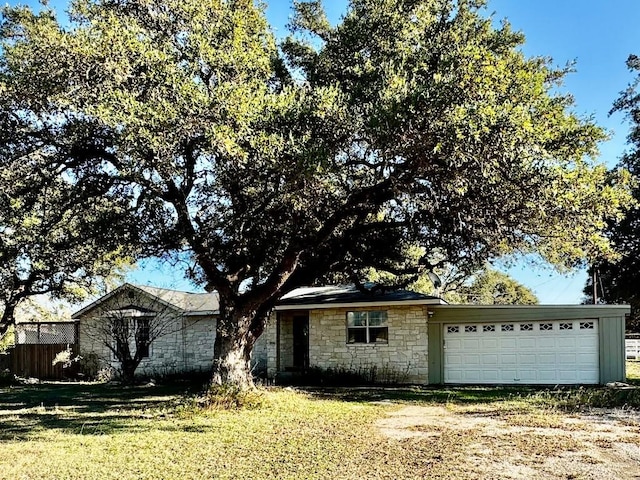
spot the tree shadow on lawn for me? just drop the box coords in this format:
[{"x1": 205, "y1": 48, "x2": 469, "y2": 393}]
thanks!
[{"x1": 0, "y1": 382, "x2": 200, "y2": 441}]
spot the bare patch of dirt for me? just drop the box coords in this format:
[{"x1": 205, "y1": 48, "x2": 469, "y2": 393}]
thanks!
[{"x1": 376, "y1": 404, "x2": 640, "y2": 479}]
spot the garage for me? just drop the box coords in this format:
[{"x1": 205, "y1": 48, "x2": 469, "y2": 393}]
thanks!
[
  {"x1": 427, "y1": 305, "x2": 628, "y2": 386},
  {"x1": 443, "y1": 319, "x2": 599, "y2": 384}
]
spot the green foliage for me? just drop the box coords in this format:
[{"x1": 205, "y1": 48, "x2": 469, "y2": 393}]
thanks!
[
  {"x1": 453, "y1": 268, "x2": 539, "y2": 304},
  {"x1": 0, "y1": 0, "x2": 633, "y2": 384},
  {"x1": 204, "y1": 384, "x2": 266, "y2": 410},
  {"x1": 0, "y1": 325, "x2": 14, "y2": 352},
  {"x1": 584, "y1": 54, "x2": 640, "y2": 331},
  {"x1": 526, "y1": 386, "x2": 640, "y2": 411},
  {"x1": 284, "y1": 363, "x2": 412, "y2": 386}
]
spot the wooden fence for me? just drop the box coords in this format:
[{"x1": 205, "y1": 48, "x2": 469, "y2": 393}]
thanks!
[
  {"x1": 10, "y1": 322, "x2": 80, "y2": 380},
  {"x1": 11, "y1": 343, "x2": 79, "y2": 380}
]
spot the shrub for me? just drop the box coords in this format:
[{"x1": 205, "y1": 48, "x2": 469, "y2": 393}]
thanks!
[
  {"x1": 0, "y1": 368, "x2": 15, "y2": 386},
  {"x1": 282, "y1": 363, "x2": 412, "y2": 387},
  {"x1": 0, "y1": 326, "x2": 14, "y2": 353},
  {"x1": 203, "y1": 384, "x2": 266, "y2": 410}
]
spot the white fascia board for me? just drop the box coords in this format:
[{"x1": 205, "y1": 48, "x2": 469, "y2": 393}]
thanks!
[
  {"x1": 275, "y1": 298, "x2": 446, "y2": 311},
  {"x1": 183, "y1": 310, "x2": 219, "y2": 316},
  {"x1": 435, "y1": 304, "x2": 630, "y2": 311}
]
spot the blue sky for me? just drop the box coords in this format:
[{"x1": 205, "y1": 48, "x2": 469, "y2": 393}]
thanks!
[{"x1": 9, "y1": 0, "x2": 640, "y2": 303}]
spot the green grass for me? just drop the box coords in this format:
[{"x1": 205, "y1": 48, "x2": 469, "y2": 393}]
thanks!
[
  {"x1": 0, "y1": 384, "x2": 405, "y2": 480},
  {"x1": 0, "y1": 365, "x2": 638, "y2": 480}
]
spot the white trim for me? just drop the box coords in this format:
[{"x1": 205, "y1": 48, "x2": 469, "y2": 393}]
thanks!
[
  {"x1": 275, "y1": 298, "x2": 445, "y2": 311},
  {"x1": 436, "y1": 304, "x2": 630, "y2": 310},
  {"x1": 183, "y1": 310, "x2": 219, "y2": 316},
  {"x1": 436, "y1": 304, "x2": 629, "y2": 312}
]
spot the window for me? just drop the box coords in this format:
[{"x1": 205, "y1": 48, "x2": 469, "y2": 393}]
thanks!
[
  {"x1": 447, "y1": 325, "x2": 459, "y2": 334},
  {"x1": 520, "y1": 323, "x2": 533, "y2": 331},
  {"x1": 112, "y1": 317, "x2": 151, "y2": 359},
  {"x1": 580, "y1": 321, "x2": 594, "y2": 330},
  {"x1": 347, "y1": 311, "x2": 388, "y2": 344},
  {"x1": 465, "y1": 325, "x2": 477, "y2": 333},
  {"x1": 136, "y1": 318, "x2": 151, "y2": 358},
  {"x1": 483, "y1": 325, "x2": 495, "y2": 332},
  {"x1": 540, "y1": 323, "x2": 553, "y2": 331},
  {"x1": 559, "y1": 322, "x2": 573, "y2": 330},
  {"x1": 501, "y1": 324, "x2": 514, "y2": 332}
]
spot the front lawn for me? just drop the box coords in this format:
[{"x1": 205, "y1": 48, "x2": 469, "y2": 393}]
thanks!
[{"x1": 0, "y1": 373, "x2": 638, "y2": 480}]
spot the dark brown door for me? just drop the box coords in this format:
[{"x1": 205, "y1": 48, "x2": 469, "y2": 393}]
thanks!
[{"x1": 292, "y1": 315, "x2": 309, "y2": 370}]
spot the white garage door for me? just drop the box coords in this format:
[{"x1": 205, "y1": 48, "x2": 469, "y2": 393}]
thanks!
[{"x1": 444, "y1": 320, "x2": 599, "y2": 384}]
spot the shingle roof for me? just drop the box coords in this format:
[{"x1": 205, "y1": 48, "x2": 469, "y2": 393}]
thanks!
[
  {"x1": 73, "y1": 283, "x2": 443, "y2": 319},
  {"x1": 278, "y1": 285, "x2": 443, "y2": 307},
  {"x1": 135, "y1": 285, "x2": 219, "y2": 314},
  {"x1": 72, "y1": 283, "x2": 219, "y2": 319}
]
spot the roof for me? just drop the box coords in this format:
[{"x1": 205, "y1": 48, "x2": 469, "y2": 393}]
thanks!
[
  {"x1": 276, "y1": 285, "x2": 445, "y2": 310},
  {"x1": 72, "y1": 283, "x2": 219, "y2": 319},
  {"x1": 73, "y1": 283, "x2": 445, "y2": 318},
  {"x1": 134, "y1": 285, "x2": 219, "y2": 314}
]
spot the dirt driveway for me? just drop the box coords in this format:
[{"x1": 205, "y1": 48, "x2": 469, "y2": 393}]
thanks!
[{"x1": 376, "y1": 403, "x2": 640, "y2": 479}]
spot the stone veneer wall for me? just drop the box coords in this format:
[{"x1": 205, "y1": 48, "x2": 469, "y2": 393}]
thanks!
[
  {"x1": 79, "y1": 310, "x2": 272, "y2": 378},
  {"x1": 80, "y1": 314, "x2": 217, "y2": 376},
  {"x1": 309, "y1": 305, "x2": 429, "y2": 383},
  {"x1": 263, "y1": 305, "x2": 429, "y2": 383}
]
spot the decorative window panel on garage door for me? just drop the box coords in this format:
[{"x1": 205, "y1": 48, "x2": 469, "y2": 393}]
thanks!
[{"x1": 443, "y1": 320, "x2": 599, "y2": 384}]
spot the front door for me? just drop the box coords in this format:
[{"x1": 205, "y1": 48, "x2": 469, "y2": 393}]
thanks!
[{"x1": 292, "y1": 315, "x2": 309, "y2": 370}]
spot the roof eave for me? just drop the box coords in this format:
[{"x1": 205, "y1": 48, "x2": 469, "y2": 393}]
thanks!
[
  {"x1": 275, "y1": 298, "x2": 446, "y2": 311},
  {"x1": 183, "y1": 310, "x2": 219, "y2": 316},
  {"x1": 71, "y1": 283, "x2": 185, "y2": 319}
]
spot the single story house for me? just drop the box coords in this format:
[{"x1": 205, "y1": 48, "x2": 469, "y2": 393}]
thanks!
[
  {"x1": 73, "y1": 284, "x2": 219, "y2": 376},
  {"x1": 73, "y1": 283, "x2": 629, "y2": 384}
]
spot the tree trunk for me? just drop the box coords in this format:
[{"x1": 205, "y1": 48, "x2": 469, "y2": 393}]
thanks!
[
  {"x1": 120, "y1": 360, "x2": 139, "y2": 384},
  {"x1": 0, "y1": 322, "x2": 10, "y2": 339},
  {"x1": 0, "y1": 302, "x2": 17, "y2": 339},
  {"x1": 210, "y1": 309, "x2": 259, "y2": 390}
]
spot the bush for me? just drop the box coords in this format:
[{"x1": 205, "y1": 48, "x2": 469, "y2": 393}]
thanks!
[
  {"x1": 282, "y1": 363, "x2": 412, "y2": 387},
  {"x1": 0, "y1": 368, "x2": 15, "y2": 386},
  {"x1": 76, "y1": 353, "x2": 114, "y2": 382},
  {"x1": 0, "y1": 326, "x2": 14, "y2": 353},
  {"x1": 526, "y1": 386, "x2": 640, "y2": 411},
  {"x1": 203, "y1": 384, "x2": 266, "y2": 410}
]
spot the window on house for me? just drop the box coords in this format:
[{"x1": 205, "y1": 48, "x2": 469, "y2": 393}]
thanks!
[
  {"x1": 136, "y1": 318, "x2": 151, "y2": 358},
  {"x1": 112, "y1": 317, "x2": 151, "y2": 359},
  {"x1": 347, "y1": 311, "x2": 388, "y2": 344}
]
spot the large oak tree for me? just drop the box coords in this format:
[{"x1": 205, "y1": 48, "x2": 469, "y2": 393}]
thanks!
[
  {"x1": 583, "y1": 54, "x2": 640, "y2": 332},
  {"x1": 0, "y1": 92, "x2": 136, "y2": 338},
  {"x1": 0, "y1": 0, "x2": 632, "y2": 386}
]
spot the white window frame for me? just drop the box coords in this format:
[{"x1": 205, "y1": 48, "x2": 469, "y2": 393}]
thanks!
[{"x1": 346, "y1": 310, "x2": 389, "y2": 345}]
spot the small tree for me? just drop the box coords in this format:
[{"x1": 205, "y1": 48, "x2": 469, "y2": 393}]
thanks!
[{"x1": 81, "y1": 286, "x2": 193, "y2": 383}]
